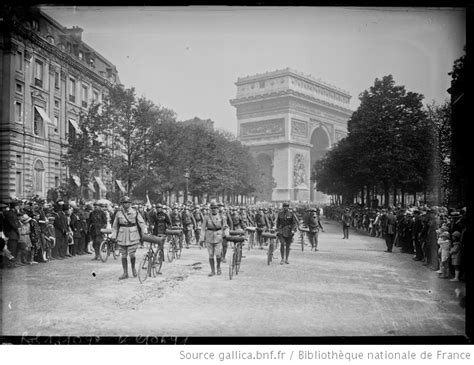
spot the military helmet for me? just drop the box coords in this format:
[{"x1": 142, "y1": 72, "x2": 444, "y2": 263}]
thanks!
[{"x1": 120, "y1": 196, "x2": 131, "y2": 204}]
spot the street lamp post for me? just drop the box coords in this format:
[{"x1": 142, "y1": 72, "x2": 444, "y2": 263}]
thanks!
[{"x1": 184, "y1": 169, "x2": 190, "y2": 204}]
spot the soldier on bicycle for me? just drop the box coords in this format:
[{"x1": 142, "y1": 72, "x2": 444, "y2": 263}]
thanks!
[
  {"x1": 276, "y1": 202, "x2": 298, "y2": 264},
  {"x1": 112, "y1": 196, "x2": 148, "y2": 280},
  {"x1": 255, "y1": 207, "x2": 271, "y2": 249}
]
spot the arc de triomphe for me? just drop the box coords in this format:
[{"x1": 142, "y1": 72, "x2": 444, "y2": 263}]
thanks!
[{"x1": 230, "y1": 68, "x2": 352, "y2": 202}]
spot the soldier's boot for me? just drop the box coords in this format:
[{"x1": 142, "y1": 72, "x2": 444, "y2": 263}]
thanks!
[
  {"x1": 280, "y1": 244, "x2": 285, "y2": 265},
  {"x1": 285, "y1": 245, "x2": 291, "y2": 264},
  {"x1": 130, "y1": 256, "x2": 137, "y2": 277},
  {"x1": 119, "y1": 258, "x2": 128, "y2": 280},
  {"x1": 208, "y1": 259, "x2": 215, "y2": 277},
  {"x1": 216, "y1": 258, "x2": 222, "y2": 275}
]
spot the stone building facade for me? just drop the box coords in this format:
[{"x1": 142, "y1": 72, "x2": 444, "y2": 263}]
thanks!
[
  {"x1": 0, "y1": 7, "x2": 121, "y2": 200},
  {"x1": 230, "y1": 68, "x2": 352, "y2": 203}
]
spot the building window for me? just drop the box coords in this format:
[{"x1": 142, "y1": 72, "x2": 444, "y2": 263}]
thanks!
[
  {"x1": 90, "y1": 58, "x2": 95, "y2": 68},
  {"x1": 33, "y1": 107, "x2": 45, "y2": 137},
  {"x1": 54, "y1": 71, "x2": 60, "y2": 89},
  {"x1": 14, "y1": 101, "x2": 23, "y2": 122},
  {"x1": 16, "y1": 172, "x2": 22, "y2": 195},
  {"x1": 16, "y1": 83, "x2": 23, "y2": 93},
  {"x1": 53, "y1": 115, "x2": 59, "y2": 127},
  {"x1": 55, "y1": 176, "x2": 60, "y2": 187},
  {"x1": 81, "y1": 84, "x2": 88, "y2": 107},
  {"x1": 16, "y1": 51, "x2": 23, "y2": 71},
  {"x1": 92, "y1": 90, "x2": 99, "y2": 104},
  {"x1": 78, "y1": 51, "x2": 83, "y2": 61},
  {"x1": 34, "y1": 159, "x2": 45, "y2": 193},
  {"x1": 69, "y1": 78, "x2": 76, "y2": 102},
  {"x1": 67, "y1": 43, "x2": 72, "y2": 53},
  {"x1": 54, "y1": 99, "x2": 60, "y2": 109},
  {"x1": 259, "y1": 81, "x2": 265, "y2": 88},
  {"x1": 34, "y1": 59, "x2": 44, "y2": 88}
]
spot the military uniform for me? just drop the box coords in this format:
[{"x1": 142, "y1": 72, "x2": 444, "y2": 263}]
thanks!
[
  {"x1": 181, "y1": 208, "x2": 197, "y2": 248},
  {"x1": 112, "y1": 201, "x2": 147, "y2": 280},
  {"x1": 303, "y1": 209, "x2": 324, "y2": 251},
  {"x1": 193, "y1": 208, "x2": 204, "y2": 247},
  {"x1": 255, "y1": 209, "x2": 270, "y2": 247},
  {"x1": 276, "y1": 205, "x2": 298, "y2": 264},
  {"x1": 204, "y1": 207, "x2": 228, "y2": 276},
  {"x1": 341, "y1": 210, "x2": 352, "y2": 239},
  {"x1": 150, "y1": 209, "x2": 171, "y2": 235},
  {"x1": 88, "y1": 206, "x2": 107, "y2": 260}
]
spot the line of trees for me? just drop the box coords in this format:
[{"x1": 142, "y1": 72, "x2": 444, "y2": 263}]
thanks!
[
  {"x1": 63, "y1": 85, "x2": 263, "y2": 204},
  {"x1": 312, "y1": 74, "x2": 452, "y2": 207}
]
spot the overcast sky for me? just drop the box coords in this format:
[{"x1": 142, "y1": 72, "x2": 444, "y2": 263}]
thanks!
[{"x1": 41, "y1": 6, "x2": 466, "y2": 134}]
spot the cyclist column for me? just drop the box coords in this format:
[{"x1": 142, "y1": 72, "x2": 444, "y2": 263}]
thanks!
[
  {"x1": 204, "y1": 202, "x2": 228, "y2": 276},
  {"x1": 112, "y1": 196, "x2": 148, "y2": 280},
  {"x1": 276, "y1": 202, "x2": 298, "y2": 264}
]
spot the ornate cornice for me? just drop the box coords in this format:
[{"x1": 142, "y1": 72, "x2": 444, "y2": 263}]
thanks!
[
  {"x1": 9, "y1": 20, "x2": 113, "y2": 89},
  {"x1": 231, "y1": 89, "x2": 352, "y2": 115}
]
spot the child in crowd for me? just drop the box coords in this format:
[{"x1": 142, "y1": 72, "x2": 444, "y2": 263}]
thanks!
[
  {"x1": 437, "y1": 231, "x2": 451, "y2": 279},
  {"x1": 449, "y1": 231, "x2": 462, "y2": 282}
]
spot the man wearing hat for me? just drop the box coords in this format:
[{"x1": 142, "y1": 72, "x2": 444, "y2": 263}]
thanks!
[
  {"x1": 203, "y1": 202, "x2": 228, "y2": 276},
  {"x1": 254, "y1": 207, "x2": 270, "y2": 249},
  {"x1": 303, "y1": 207, "x2": 324, "y2": 251},
  {"x1": 149, "y1": 204, "x2": 172, "y2": 236},
  {"x1": 181, "y1": 205, "x2": 197, "y2": 249},
  {"x1": 170, "y1": 205, "x2": 184, "y2": 249},
  {"x1": 50, "y1": 200, "x2": 68, "y2": 259},
  {"x1": 341, "y1": 208, "x2": 352, "y2": 239},
  {"x1": 88, "y1": 201, "x2": 107, "y2": 260},
  {"x1": 276, "y1": 203, "x2": 298, "y2": 264},
  {"x1": 112, "y1": 196, "x2": 148, "y2": 280},
  {"x1": 192, "y1": 205, "x2": 204, "y2": 248},
  {"x1": 3, "y1": 200, "x2": 23, "y2": 265}
]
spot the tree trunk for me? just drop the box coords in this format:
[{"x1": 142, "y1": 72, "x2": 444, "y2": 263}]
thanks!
[
  {"x1": 413, "y1": 191, "x2": 417, "y2": 206},
  {"x1": 383, "y1": 181, "x2": 390, "y2": 208},
  {"x1": 366, "y1": 185, "x2": 371, "y2": 208},
  {"x1": 393, "y1": 185, "x2": 397, "y2": 207},
  {"x1": 401, "y1": 187, "x2": 405, "y2": 207},
  {"x1": 361, "y1": 186, "x2": 365, "y2": 206}
]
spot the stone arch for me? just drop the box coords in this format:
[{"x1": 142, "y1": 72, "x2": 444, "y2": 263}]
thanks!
[
  {"x1": 255, "y1": 153, "x2": 273, "y2": 202},
  {"x1": 309, "y1": 126, "x2": 331, "y2": 202},
  {"x1": 33, "y1": 159, "x2": 45, "y2": 196}
]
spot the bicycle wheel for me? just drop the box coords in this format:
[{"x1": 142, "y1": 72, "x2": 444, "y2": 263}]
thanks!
[
  {"x1": 167, "y1": 241, "x2": 175, "y2": 263},
  {"x1": 155, "y1": 249, "x2": 164, "y2": 274},
  {"x1": 267, "y1": 242, "x2": 273, "y2": 265},
  {"x1": 112, "y1": 241, "x2": 120, "y2": 260},
  {"x1": 175, "y1": 243, "x2": 182, "y2": 259},
  {"x1": 229, "y1": 250, "x2": 235, "y2": 280},
  {"x1": 236, "y1": 245, "x2": 242, "y2": 274},
  {"x1": 138, "y1": 254, "x2": 150, "y2": 284},
  {"x1": 149, "y1": 253, "x2": 156, "y2": 278},
  {"x1": 99, "y1": 240, "x2": 109, "y2": 262}
]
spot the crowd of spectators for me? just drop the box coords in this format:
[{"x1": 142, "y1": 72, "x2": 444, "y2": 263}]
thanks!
[{"x1": 325, "y1": 203, "x2": 468, "y2": 282}]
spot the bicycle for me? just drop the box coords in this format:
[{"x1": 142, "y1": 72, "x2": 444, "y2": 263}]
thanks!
[
  {"x1": 138, "y1": 234, "x2": 165, "y2": 284},
  {"x1": 226, "y1": 230, "x2": 246, "y2": 280},
  {"x1": 99, "y1": 228, "x2": 120, "y2": 262},
  {"x1": 246, "y1": 226, "x2": 256, "y2": 250},
  {"x1": 166, "y1": 227, "x2": 183, "y2": 262},
  {"x1": 262, "y1": 229, "x2": 277, "y2": 265},
  {"x1": 298, "y1": 225, "x2": 309, "y2": 252}
]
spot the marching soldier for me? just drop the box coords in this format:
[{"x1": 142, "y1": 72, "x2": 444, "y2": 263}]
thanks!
[
  {"x1": 112, "y1": 196, "x2": 148, "y2": 280},
  {"x1": 303, "y1": 207, "x2": 324, "y2": 251},
  {"x1": 255, "y1": 207, "x2": 270, "y2": 249},
  {"x1": 203, "y1": 202, "x2": 228, "y2": 276},
  {"x1": 88, "y1": 201, "x2": 107, "y2": 260},
  {"x1": 276, "y1": 202, "x2": 299, "y2": 264},
  {"x1": 181, "y1": 205, "x2": 197, "y2": 249},
  {"x1": 170, "y1": 205, "x2": 184, "y2": 249},
  {"x1": 193, "y1": 205, "x2": 204, "y2": 247},
  {"x1": 149, "y1": 204, "x2": 171, "y2": 235},
  {"x1": 219, "y1": 203, "x2": 232, "y2": 263}
]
